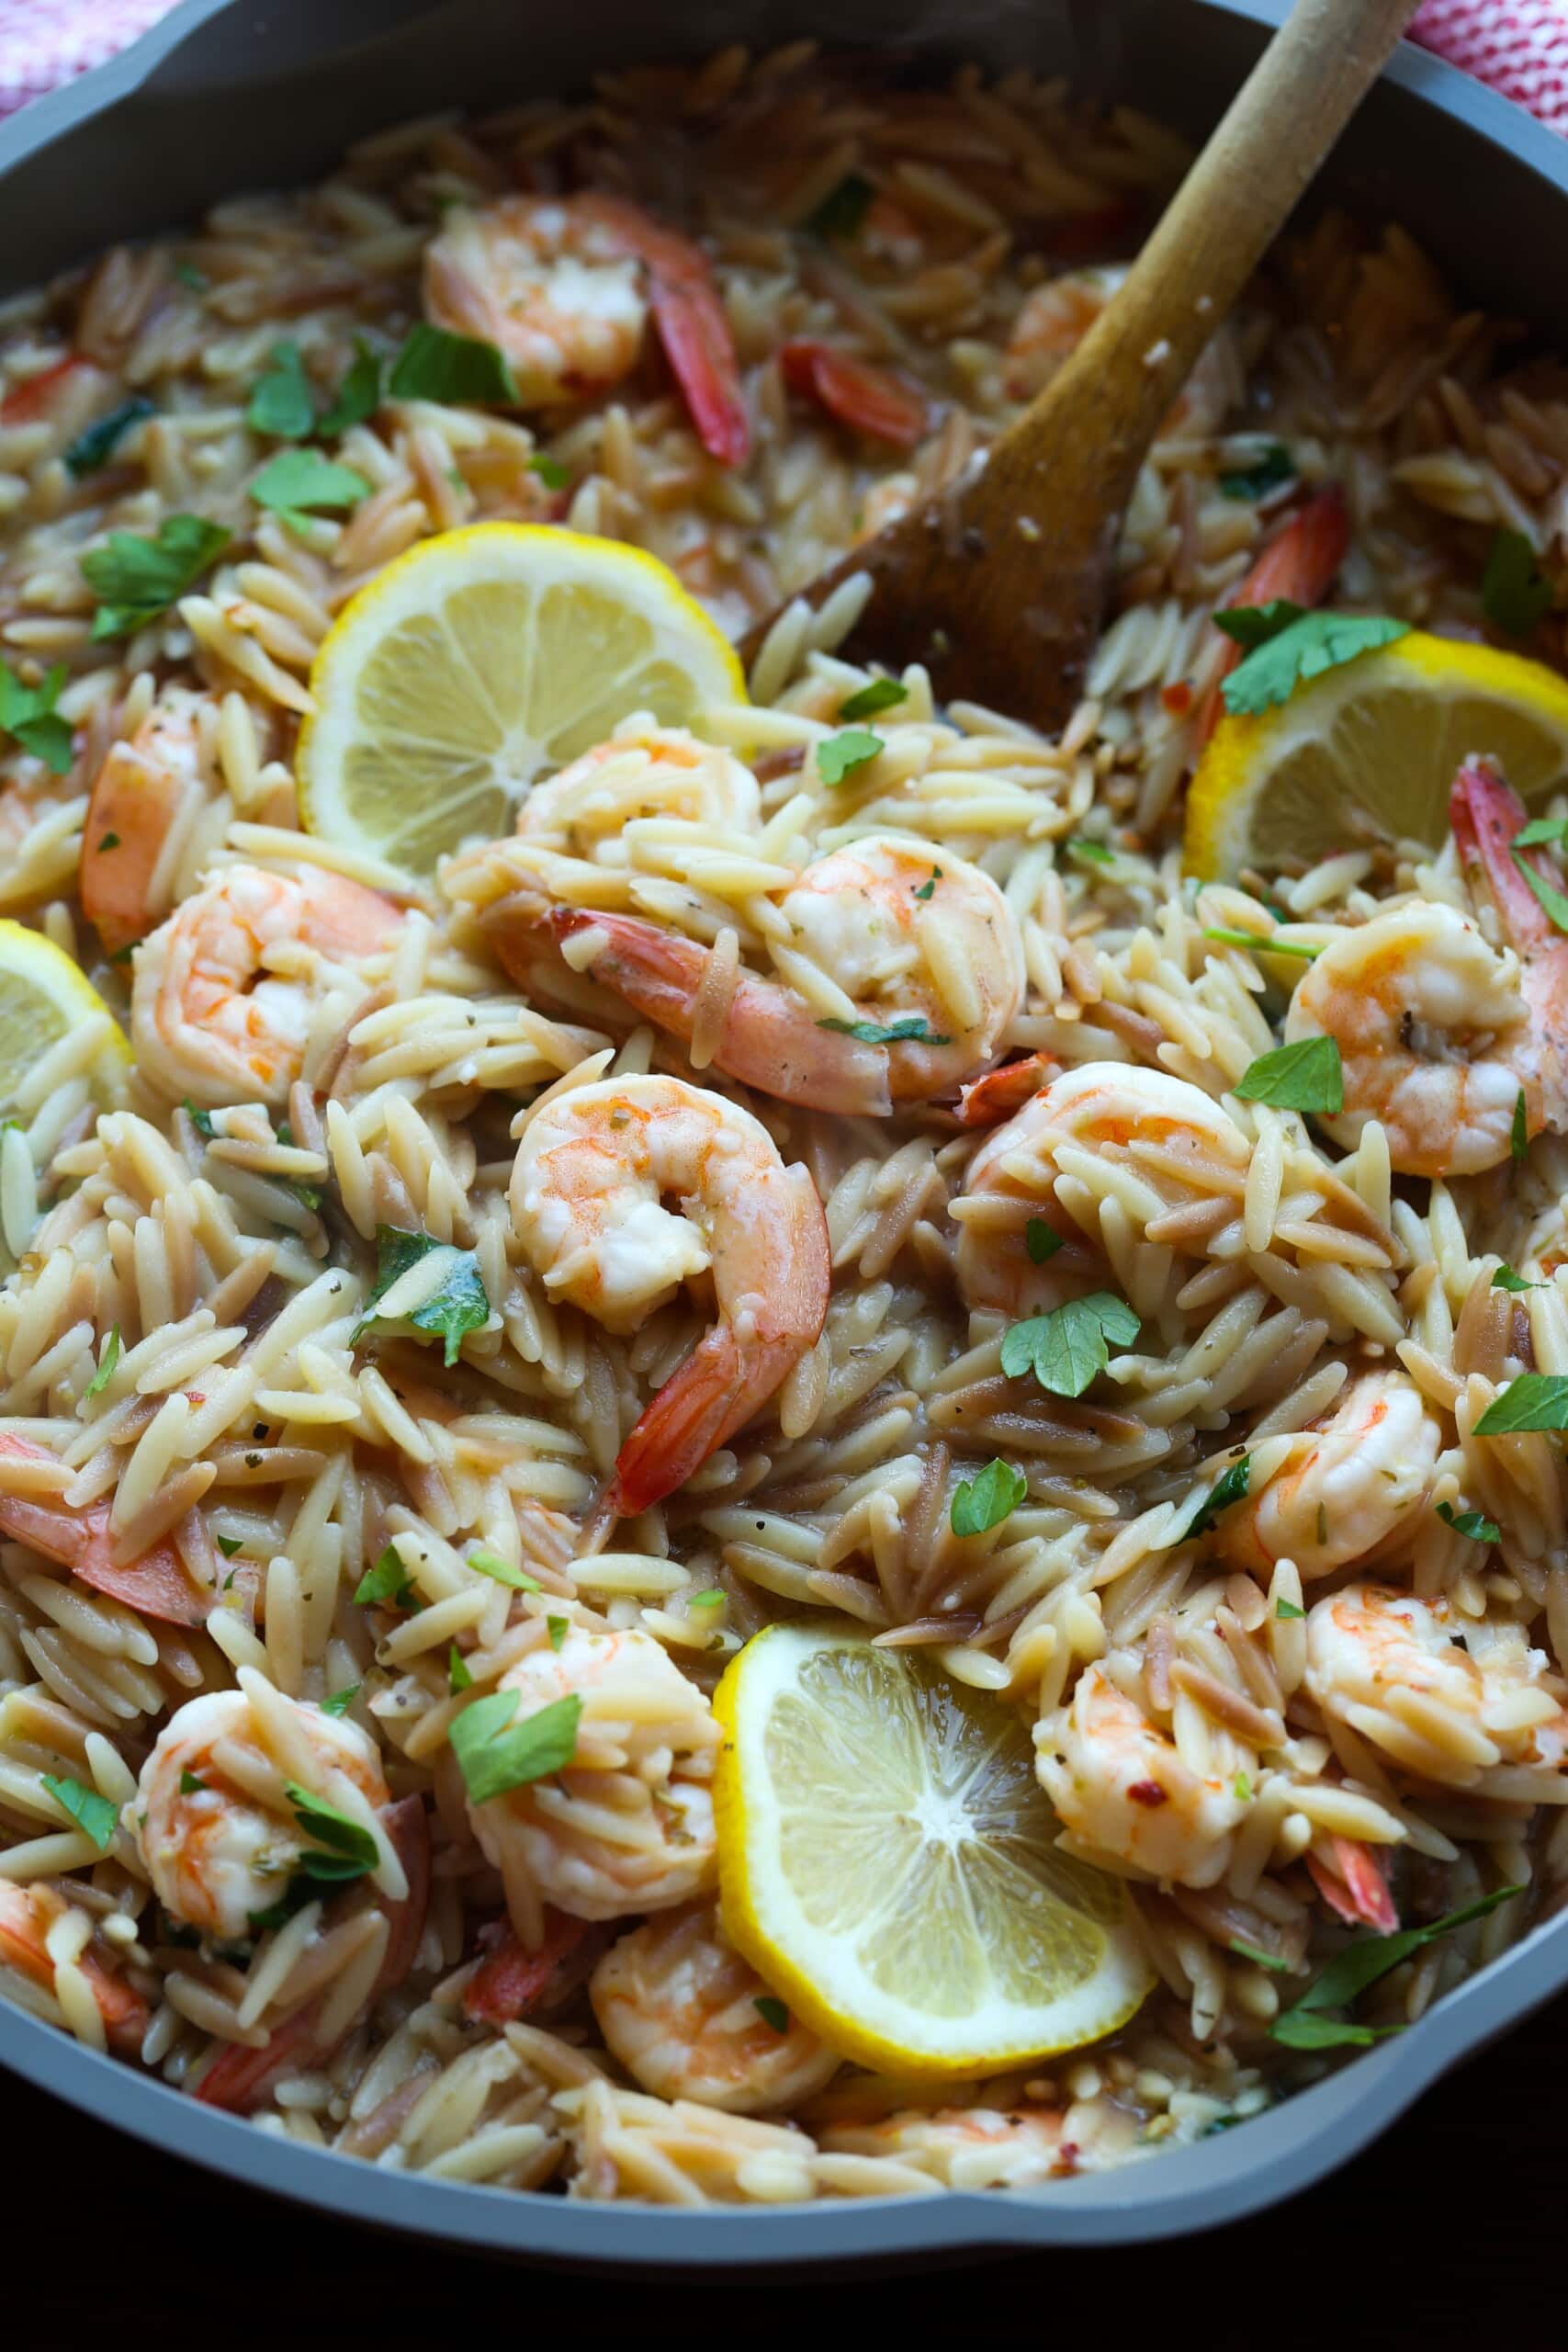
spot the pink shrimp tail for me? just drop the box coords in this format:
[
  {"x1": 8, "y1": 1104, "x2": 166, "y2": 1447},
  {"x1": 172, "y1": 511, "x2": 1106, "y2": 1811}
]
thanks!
[
  {"x1": 586, "y1": 195, "x2": 750, "y2": 467},
  {"x1": 956, "y1": 1052, "x2": 1057, "y2": 1129},
  {"x1": 1450, "y1": 756, "x2": 1558, "y2": 955},
  {"x1": 1198, "y1": 485, "x2": 1349, "y2": 740},
  {"x1": 779, "y1": 341, "x2": 928, "y2": 449},
  {"x1": 1306, "y1": 1837, "x2": 1398, "y2": 1934},
  {"x1": 463, "y1": 1909, "x2": 594, "y2": 2028},
  {"x1": 0, "y1": 1432, "x2": 209, "y2": 1626},
  {"x1": 0, "y1": 1883, "x2": 149, "y2": 2053}
]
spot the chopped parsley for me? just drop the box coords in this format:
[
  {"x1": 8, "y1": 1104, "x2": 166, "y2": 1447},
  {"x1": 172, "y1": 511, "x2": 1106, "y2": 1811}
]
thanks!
[
  {"x1": 1513, "y1": 1090, "x2": 1529, "y2": 1161},
  {"x1": 318, "y1": 338, "x2": 385, "y2": 437},
  {"x1": 1270, "y1": 1884, "x2": 1521, "y2": 2050},
  {"x1": 839, "y1": 677, "x2": 908, "y2": 721},
  {"x1": 950, "y1": 1457, "x2": 1028, "y2": 1538},
  {"x1": 285, "y1": 1781, "x2": 379, "y2": 1882},
  {"x1": 1201, "y1": 925, "x2": 1318, "y2": 960},
  {"x1": 245, "y1": 339, "x2": 317, "y2": 439},
  {"x1": 179, "y1": 1771, "x2": 208, "y2": 1795},
  {"x1": 357, "y1": 1225, "x2": 491, "y2": 1366},
  {"x1": 250, "y1": 447, "x2": 370, "y2": 537},
  {"x1": 817, "y1": 1013, "x2": 951, "y2": 1046},
  {"x1": 816, "y1": 728, "x2": 883, "y2": 786},
  {"x1": 753, "y1": 1996, "x2": 791, "y2": 2032},
  {"x1": 468, "y1": 1548, "x2": 541, "y2": 1593},
  {"x1": 1492, "y1": 1264, "x2": 1542, "y2": 1293},
  {"x1": 40, "y1": 1773, "x2": 118, "y2": 1852},
  {"x1": 1182, "y1": 1452, "x2": 1250, "y2": 1542},
  {"x1": 387, "y1": 322, "x2": 519, "y2": 407},
  {"x1": 999, "y1": 1292, "x2": 1140, "y2": 1400},
  {"x1": 448, "y1": 1689, "x2": 582, "y2": 1805},
  {"x1": 528, "y1": 451, "x2": 570, "y2": 491},
  {"x1": 85, "y1": 1324, "x2": 120, "y2": 1398},
  {"x1": 1025, "y1": 1217, "x2": 1063, "y2": 1265},
  {"x1": 64, "y1": 395, "x2": 156, "y2": 479},
  {"x1": 1474, "y1": 1374, "x2": 1568, "y2": 1435},
  {"x1": 1436, "y1": 1501, "x2": 1500, "y2": 1544},
  {"x1": 355, "y1": 1544, "x2": 416, "y2": 1609},
  {"x1": 448, "y1": 1645, "x2": 473, "y2": 1694},
  {"x1": 82, "y1": 514, "x2": 231, "y2": 639},
  {"x1": 1275, "y1": 1598, "x2": 1305, "y2": 1622},
  {"x1": 215, "y1": 1534, "x2": 243, "y2": 1559},
  {"x1": 1213, "y1": 604, "x2": 1407, "y2": 718},
  {"x1": 911, "y1": 866, "x2": 941, "y2": 901},
  {"x1": 1230, "y1": 1939, "x2": 1292, "y2": 1973},
  {"x1": 1234, "y1": 1035, "x2": 1343, "y2": 1114},
  {"x1": 1065, "y1": 835, "x2": 1114, "y2": 865},
  {"x1": 1482, "y1": 527, "x2": 1552, "y2": 637},
  {"x1": 1218, "y1": 442, "x2": 1294, "y2": 502},
  {"x1": 547, "y1": 1615, "x2": 569, "y2": 1653},
  {"x1": 183, "y1": 1099, "x2": 217, "y2": 1140},
  {"x1": 0, "y1": 661, "x2": 73, "y2": 775},
  {"x1": 807, "y1": 172, "x2": 874, "y2": 242},
  {"x1": 320, "y1": 1683, "x2": 361, "y2": 1718}
]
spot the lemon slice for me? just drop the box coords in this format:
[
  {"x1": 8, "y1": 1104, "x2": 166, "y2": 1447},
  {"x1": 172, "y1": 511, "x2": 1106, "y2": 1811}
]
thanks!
[
  {"x1": 1184, "y1": 631, "x2": 1568, "y2": 879},
  {"x1": 0, "y1": 920, "x2": 130, "y2": 1115},
  {"x1": 298, "y1": 523, "x2": 747, "y2": 881},
  {"x1": 714, "y1": 1623, "x2": 1154, "y2": 2077}
]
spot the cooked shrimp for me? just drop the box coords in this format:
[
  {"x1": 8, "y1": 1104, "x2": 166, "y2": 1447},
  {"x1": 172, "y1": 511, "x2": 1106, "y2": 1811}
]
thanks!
[
  {"x1": 463, "y1": 1624, "x2": 720, "y2": 1926},
  {"x1": 1196, "y1": 486, "x2": 1348, "y2": 738},
  {"x1": 590, "y1": 1903, "x2": 838, "y2": 2113},
  {"x1": 953, "y1": 1062, "x2": 1250, "y2": 1319},
  {"x1": 1304, "y1": 1834, "x2": 1398, "y2": 1934},
  {"x1": 818, "y1": 2100, "x2": 1107, "y2": 2188},
  {"x1": 1304, "y1": 1581, "x2": 1568, "y2": 1788},
  {"x1": 130, "y1": 863, "x2": 403, "y2": 1108},
  {"x1": 1036, "y1": 1659, "x2": 1253, "y2": 1890},
  {"x1": 1004, "y1": 265, "x2": 1240, "y2": 430},
  {"x1": 779, "y1": 341, "x2": 928, "y2": 448},
  {"x1": 0, "y1": 1430, "x2": 209, "y2": 1625},
  {"x1": 1210, "y1": 1371, "x2": 1440, "y2": 1582},
  {"x1": 513, "y1": 720, "x2": 761, "y2": 855},
  {"x1": 524, "y1": 837, "x2": 1025, "y2": 1117},
  {"x1": 423, "y1": 192, "x2": 749, "y2": 464},
  {"x1": 509, "y1": 1074, "x2": 829, "y2": 1513},
  {"x1": 956, "y1": 1051, "x2": 1057, "y2": 1129},
  {"x1": 1450, "y1": 756, "x2": 1568, "y2": 1135},
  {"x1": 80, "y1": 689, "x2": 210, "y2": 956},
  {"x1": 0, "y1": 1882, "x2": 149, "y2": 2053},
  {"x1": 134, "y1": 1669, "x2": 400, "y2": 1943}
]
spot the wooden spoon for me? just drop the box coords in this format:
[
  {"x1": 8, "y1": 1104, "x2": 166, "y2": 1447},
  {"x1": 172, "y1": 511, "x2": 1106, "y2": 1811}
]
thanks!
[{"x1": 741, "y1": 0, "x2": 1421, "y2": 727}]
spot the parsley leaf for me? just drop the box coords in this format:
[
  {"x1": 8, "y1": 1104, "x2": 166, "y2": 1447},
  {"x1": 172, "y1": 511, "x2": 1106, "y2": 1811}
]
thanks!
[
  {"x1": 1483, "y1": 527, "x2": 1552, "y2": 637},
  {"x1": 912, "y1": 867, "x2": 940, "y2": 901},
  {"x1": 1436, "y1": 1501, "x2": 1500, "y2": 1544},
  {"x1": 1219, "y1": 442, "x2": 1294, "y2": 502},
  {"x1": 449, "y1": 1690, "x2": 582, "y2": 1805},
  {"x1": 1183, "y1": 1452, "x2": 1250, "y2": 1541},
  {"x1": 528, "y1": 450, "x2": 570, "y2": 491},
  {"x1": 1513, "y1": 1089, "x2": 1529, "y2": 1162},
  {"x1": 839, "y1": 677, "x2": 907, "y2": 720},
  {"x1": 1025, "y1": 1217, "x2": 1062, "y2": 1265},
  {"x1": 285, "y1": 1780, "x2": 379, "y2": 1881},
  {"x1": 320, "y1": 1683, "x2": 361, "y2": 1718},
  {"x1": 1270, "y1": 1884, "x2": 1521, "y2": 2051},
  {"x1": 1065, "y1": 835, "x2": 1113, "y2": 865},
  {"x1": 183, "y1": 1099, "x2": 216, "y2": 1140},
  {"x1": 246, "y1": 339, "x2": 316, "y2": 439},
  {"x1": 817, "y1": 1013, "x2": 952, "y2": 1046},
  {"x1": 807, "y1": 173, "x2": 874, "y2": 241},
  {"x1": 85, "y1": 1324, "x2": 120, "y2": 1398},
  {"x1": 357, "y1": 1226, "x2": 491, "y2": 1366},
  {"x1": 1234, "y1": 1035, "x2": 1343, "y2": 1114},
  {"x1": 1276, "y1": 1598, "x2": 1305, "y2": 1621},
  {"x1": 816, "y1": 728, "x2": 883, "y2": 785},
  {"x1": 547, "y1": 1614, "x2": 569, "y2": 1652},
  {"x1": 448, "y1": 1645, "x2": 473, "y2": 1694},
  {"x1": 355, "y1": 1544, "x2": 415, "y2": 1609},
  {"x1": 1201, "y1": 925, "x2": 1319, "y2": 961},
  {"x1": 64, "y1": 395, "x2": 156, "y2": 479},
  {"x1": 468, "y1": 1548, "x2": 541, "y2": 1593},
  {"x1": 215, "y1": 1535, "x2": 243, "y2": 1559},
  {"x1": 0, "y1": 661, "x2": 73, "y2": 775},
  {"x1": 83, "y1": 514, "x2": 230, "y2": 639},
  {"x1": 250, "y1": 447, "x2": 369, "y2": 537},
  {"x1": 40, "y1": 1772, "x2": 118, "y2": 1852},
  {"x1": 180, "y1": 1770, "x2": 208, "y2": 1794},
  {"x1": 1493, "y1": 1264, "x2": 1541, "y2": 1293},
  {"x1": 1510, "y1": 830, "x2": 1568, "y2": 935},
  {"x1": 387, "y1": 322, "x2": 519, "y2": 407},
  {"x1": 999, "y1": 1292, "x2": 1140, "y2": 1399},
  {"x1": 1474, "y1": 1374, "x2": 1568, "y2": 1435},
  {"x1": 318, "y1": 338, "x2": 384, "y2": 437},
  {"x1": 1230, "y1": 1939, "x2": 1292, "y2": 1973},
  {"x1": 951, "y1": 1457, "x2": 1028, "y2": 1538},
  {"x1": 753, "y1": 1995, "x2": 790, "y2": 2032},
  {"x1": 1215, "y1": 607, "x2": 1408, "y2": 717}
]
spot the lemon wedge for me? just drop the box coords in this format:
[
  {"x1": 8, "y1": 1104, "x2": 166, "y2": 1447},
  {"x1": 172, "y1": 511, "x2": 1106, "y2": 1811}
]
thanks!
[
  {"x1": 0, "y1": 920, "x2": 130, "y2": 1115},
  {"x1": 1184, "y1": 631, "x2": 1568, "y2": 880},
  {"x1": 714, "y1": 1623, "x2": 1154, "y2": 2078},
  {"x1": 297, "y1": 523, "x2": 746, "y2": 882}
]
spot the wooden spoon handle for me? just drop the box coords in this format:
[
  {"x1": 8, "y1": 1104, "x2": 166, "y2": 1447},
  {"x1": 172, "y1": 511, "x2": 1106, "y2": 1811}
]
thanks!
[{"x1": 1010, "y1": 0, "x2": 1422, "y2": 490}]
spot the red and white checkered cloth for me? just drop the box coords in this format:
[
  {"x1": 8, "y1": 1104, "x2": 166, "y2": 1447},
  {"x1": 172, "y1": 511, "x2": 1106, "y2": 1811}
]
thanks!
[{"x1": 0, "y1": 0, "x2": 1567, "y2": 129}]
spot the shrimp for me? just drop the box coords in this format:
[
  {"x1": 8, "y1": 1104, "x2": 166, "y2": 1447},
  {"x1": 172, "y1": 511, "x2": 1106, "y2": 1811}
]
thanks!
[
  {"x1": 818, "y1": 2100, "x2": 1106, "y2": 2188},
  {"x1": 778, "y1": 341, "x2": 928, "y2": 448},
  {"x1": 1304, "y1": 1581, "x2": 1568, "y2": 1789},
  {"x1": 0, "y1": 1430, "x2": 209, "y2": 1625},
  {"x1": 513, "y1": 720, "x2": 761, "y2": 856},
  {"x1": 79, "y1": 689, "x2": 211, "y2": 956},
  {"x1": 1210, "y1": 1370, "x2": 1441, "y2": 1582},
  {"x1": 1450, "y1": 756, "x2": 1568, "y2": 1135},
  {"x1": 130, "y1": 863, "x2": 404, "y2": 1109},
  {"x1": 461, "y1": 1624, "x2": 720, "y2": 1927},
  {"x1": 509, "y1": 1074, "x2": 829, "y2": 1513},
  {"x1": 423, "y1": 192, "x2": 749, "y2": 465},
  {"x1": 956, "y1": 1051, "x2": 1057, "y2": 1130},
  {"x1": 1036, "y1": 1660, "x2": 1252, "y2": 1890},
  {"x1": 953, "y1": 1062, "x2": 1251, "y2": 1320},
  {"x1": 518, "y1": 837, "x2": 1025, "y2": 1118},
  {"x1": 1004, "y1": 265, "x2": 1240, "y2": 431},
  {"x1": 134, "y1": 1668, "x2": 402, "y2": 1943},
  {"x1": 1196, "y1": 486, "x2": 1348, "y2": 738},
  {"x1": 0, "y1": 1881, "x2": 149, "y2": 2053},
  {"x1": 589, "y1": 1903, "x2": 838, "y2": 2114}
]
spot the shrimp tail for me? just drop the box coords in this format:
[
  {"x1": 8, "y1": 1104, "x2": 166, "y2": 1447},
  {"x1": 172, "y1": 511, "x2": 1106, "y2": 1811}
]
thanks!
[
  {"x1": 1306, "y1": 1836, "x2": 1398, "y2": 1934},
  {"x1": 0, "y1": 1433, "x2": 209, "y2": 1627},
  {"x1": 545, "y1": 905, "x2": 894, "y2": 1116},
  {"x1": 956, "y1": 1052, "x2": 1057, "y2": 1129},
  {"x1": 779, "y1": 341, "x2": 928, "y2": 449},
  {"x1": 585, "y1": 194, "x2": 750, "y2": 467},
  {"x1": 1198, "y1": 485, "x2": 1349, "y2": 739},
  {"x1": 193, "y1": 2005, "x2": 319, "y2": 2112},
  {"x1": 463, "y1": 1909, "x2": 595, "y2": 2027},
  {"x1": 373, "y1": 1794, "x2": 431, "y2": 1999},
  {"x1": 1450, "y1": 757, "x2": 1558, "y2": 955},
  {"x1": 608, "y1": 1166, "x2": 829, "y2": 1517},
  {"x1": 0, "y1": 1883, "x2": 149, "y2": 2054}
]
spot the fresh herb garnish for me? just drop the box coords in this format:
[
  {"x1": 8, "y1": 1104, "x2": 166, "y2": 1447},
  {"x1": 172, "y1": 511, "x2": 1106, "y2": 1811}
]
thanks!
[
  {"x1": 1218, "y1": 442, "x2": 1294, "y2": 502},
  {"x1": 1201, "y1": 925, "x2": 1319, "y2": 960},
  {"x1": 246, "y1": 339, "x2": 317, "y2": 439},
  {"x1": 547, "y1": 1615, "x2": 569, "y2": 1652},
  {"x1": 999, "y1": 1292, "x2": 1140, "y2": 1400},
  {"x1": 528, "y1": 451, "x2": 570, "y2": 491},
  {"x1": 468, "y1": 1548, "x2": 541, "y2": 1593},
  {"x1": 85, "y1": 1324, "x2": 120, "y2": 1398},
  {"x1": 1234, "y1": 1770, "x2": 1252, "y2": 1802},
  {"x1": 1234, "y1": 1035, "x2": 1344, "y2": 1114},
  {"x1": 448, "y1": 1645, "x2": 474, "y2": 1694},
  {"x1": 1065, "y1": 835, "x2": 1114, "y2": 865},
  {"x1": 179, "y1": 1771, "x2": 208, "y2": 1795},
  {"x1": 1270, "y1": 1884, "x2": 1521, "y2": 2050},
  {"x1": 387, "y1": 322, "x2": 519, "y2": 407},
  {"x1": 1508, "y1": 820, "x2": 1568, "y2": 934},
  {"x1": 40, "y1": 1773, "x2": 118, "y2": 1852},
  {"x1": 215, "y1": 1534, "x2": 243, "y2": 1559},
  {"x1": 753, "y1": 1995, "x2": 790, "y2": 2032},
  {"x1": 356, "y1": 1226, "x2": 491, "y2": 1366},
  {"x1": 285, "y1": 1780, "x2": 379, "y2": 1882},
  {"x1": 64, "y1": 395, "x2": 156, "y2": 479},
  {"x1": 355, "y1": 1544, "x2": 415, "y2": 1609},
  {"x1": 912, "y1": 867, "x2": 940, "y2": 901},
  {"x1": 1183, "y1": 1452, "x2": 1250, "y2": 1541},
  {"x1": 250, "y1": 447, "x2": 369, "y2": 537},
  {"x1": 1483, "y1": 527, "x2": 1552, "y2": 638},
  {"x1": 1214, "y1": 605, "x2": 1407, "y2": 717},
  {"x1": 1474, "y1": 1374, "x2": 1568, "y2": 1435},
  {"x1": 1025, "y1": 1217, "x2": 1063, "y2": 1265},
  {"x1": 817, "y1": 1013, "x2": 952, "y2": 1046},
  {"x1": 816, "y1": 728, "x2": 883, "y2": 786},
  {"x1": 82, "y1": 514, "x2": 230, "y2": 639},
  {"x1": 1436, "y1": 1501, "x2": 1500, "y2": 1544},
  {"x1": 1513, "y1": 1089, "x2": 1529, "y2": 1162},
  {"x1": 0, "y1": 662, "x2": 73, "y2": 775},
  {"x1": 321, "y1": 1683, "x2": 361, "y2": 1718},
  {"x1": 839, "y1": 677, "x2": 907, "y2": 721},
  {"x1": 807, "y1": 172, "x2": 874, "y2": 241},
  {"x1": 1276, "y1": 1598, "x2": 1305, "y2": 1621},
  {"x1": 1230, "y1": 1939, "x2": 1292, "y2": 1973},
  {"x1": 448, "y1": 1690, "x2": 582, "y2": 1805},
  {"x1": 183, "y1": 1099, "x2": 216, "y2": 1140},
  {"x1": 173, "y1": 261, "x2": 208, "y2": 291},
  {"x1": 1492, "y1": 1264, "x2": 1541, "y2": 1293},
  {"x1": 318, "y1": 338, "x2": 384, "y2": 437},
  {"x1": 950, "y1": 1457, "x2": 1028, "y2": 1538}
]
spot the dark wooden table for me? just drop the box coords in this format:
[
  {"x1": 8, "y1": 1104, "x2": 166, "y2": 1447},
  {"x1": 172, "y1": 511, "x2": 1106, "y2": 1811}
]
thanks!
[{"x1": 9, "y1": 1995, "x2": 1557, "y2": 2344}]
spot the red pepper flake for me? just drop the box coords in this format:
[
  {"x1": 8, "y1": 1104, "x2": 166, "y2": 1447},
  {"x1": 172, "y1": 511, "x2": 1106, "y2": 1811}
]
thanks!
[
  {"x1": 1161, "y1": 681, "x2": 1193, "y2": 717},
  {"x1": 1127, "y1": 1779, "x2": 1168, "y2": 1808}
]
